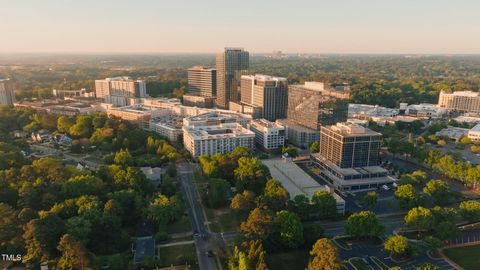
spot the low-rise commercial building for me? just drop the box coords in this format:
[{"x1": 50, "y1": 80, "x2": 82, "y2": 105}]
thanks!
[
  {"x1": 248, "y1": 119, "x2": 285, "y2": 150},
  {"x1": 467, "y1": 124, "x2": 480, "y2": 142},
  {"x1": 149, "y1": 115, "x2": 183, "y2": 142},
  {"x1": 106, "y1": 104, "x2": 165, "y2": 129},
  {"x1": 182, "y1": 95, "x2": 215, "y2": 108},
  {"x1": 436, "y1": 126, "x2": 469, "y2": 142},
  {"x1": 183, "y1": 122, "x2": 255, "y2": 158},
  {"x1": 183, "y1": 111, "x2": 251, "y2": 128},
  {"x1": 14, "y1": 99, "x2": 105, "y2": 116},
  {"x1": 405, "y1": 103, "x2": 447, "y2": 118},
  {"x1": 263, "y1": 158, "x2": 345, "y2": 214}
]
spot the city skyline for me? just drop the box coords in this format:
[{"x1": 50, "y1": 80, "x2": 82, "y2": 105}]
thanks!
[{"x1": 1, "y1": 0, "x2": 479, "y2": 54}]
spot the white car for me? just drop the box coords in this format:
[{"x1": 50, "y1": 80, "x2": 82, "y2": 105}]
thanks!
[{"x1": 382, "y1": 185, "x2": 390, "y2": 190}]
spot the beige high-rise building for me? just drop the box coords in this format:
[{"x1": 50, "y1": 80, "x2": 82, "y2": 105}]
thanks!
[
  {"x1": 216, "y1": 48, "x2": 249, "y2": 109},
  {"x1": 187, "y1": 66, "x2": 216, "y2": 97},
  {"x1": 240, "y1": 74, "x2": 288, "y2": 121},
  {"x1": 438, "y1": 90, "x2": 480, "y2": 113},
  {"x1": 95, "y1": 76, "x2": 147, "y2": 106},
  {"x1": 0, "y1": 79, "x2": 15, "y2": 106}
]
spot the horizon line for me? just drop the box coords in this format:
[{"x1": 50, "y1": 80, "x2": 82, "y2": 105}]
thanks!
[{"x1": 1, "y1": 51, "x2": 480, "y2": 56}]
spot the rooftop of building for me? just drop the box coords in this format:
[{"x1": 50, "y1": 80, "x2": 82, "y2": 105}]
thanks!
[
  {"x1": 241, "y1": 74, "x2": 287, "y2": 82},
  {"x1": 108, "y1": 104, "x2": 159, "y2": 114},
  {"x1": 150, "y1": 115, "x2": 184, "y2": 129},
  {"x1": 97, "y1": 76, "x2": 144, "y2": 82},
  {"x1": 454, "y1": 114, "x2": 480, "y2": 123},
  {"x1": 250, "y1": 119, "x2": 284, "y2": 129},
  {"x1": 183, "y1": 122, "x2": 254, "y2": 140},
  {"x1": 292, "y1": 81, "x2": 350, "y2": 98},
  {"x1": 275, "y1": 119, "x2": 319, "y2": 133},
  {"x1": 223, "y1": 47, "x2": 246, "y2": 51},
  {"x1": 188, "y1": 66, "x2": 216, "y2": 71},
  {"x1": 470, "y1": 123, "x2": 480, "y2": 133},
  {"x1": 311, "y1": 154, "x2": 395, "y2": 186},
  {"x1": 262, "y1": 158, "x2": 344, "y2": 203},
  {"x1": 442, "y1": 90, "x2": 480, "y2": 97},
  {"x1": 185, "y1": 110, "x2": 251, "y2": 123},
  {"x1": 324, "y1": 122, "x2": 381, "y2": 137},
  {"x1": 182, "y1": 95, "x2": 216, "y2": 100}
]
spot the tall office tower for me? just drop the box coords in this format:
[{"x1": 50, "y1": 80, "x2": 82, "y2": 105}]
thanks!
[
  {"x1": 287, "y1": 82, "x2": 350, "y2": 130},
  {"x1": 438, "y1": 90, "x2": 480, "y2": 113},
  {"x1": 0, "y1": 79, "x2": 15, "y2": 106},
  {"x1": 311, "y1": 122, "x2": 393, "y2": 191},
  {"x1": 216, "y1": 48, "x2": 249, "y2": 109},
  {"x1": 240, "y1": 74, "x2": 288, "y2": 121},
  {"x1": 187, "y1": 66, "x2": 217, "y2": 97},
  {"x1": 95, "y1": 76, "x2": 147, "y2": 106},
  {"x1": 319, "y1": 123, "x2": 381, "y2": 168}
]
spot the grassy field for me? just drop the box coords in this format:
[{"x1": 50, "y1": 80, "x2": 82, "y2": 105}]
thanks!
[
  {"x1": 217, "y1": 211, "x2": 243, "y2": 232},
  {"x1": 159, "y1": 244, "x2": 198, "y2": 270},
  {"x1": 443, "y1": 244, "x2": 480, "y2": 270},
  {"x1": 166, "y1": 215, "x2": 192, "y2": 234},
  {"x1": 267, "y1": 249, "x2": 310, "y2": 270}
]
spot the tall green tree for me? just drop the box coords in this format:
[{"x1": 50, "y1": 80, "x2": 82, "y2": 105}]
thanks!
[
  {"x1": 208, "y1": 178, "x2": 231, "y2": 208},
  {"x1": 240, "y1": 208, "x2": 275, "y2": 240},
  {"x1": 306, "y1": 238, "x2": 341, "y2": 270},
  {"x1": 258, "y1": 179, "x2": 289, "y2": 211},
  {"x1": 423, "y1": 180, "x2": 450, "y2": 205},
  {"x1": 312, "y1": 191, "x2": 337, "y2": 219},
  {"x1": 362, "y1": 191, "x2": 378, "y2": 209},
  {"x1": 57, "y1": 234, "x2": 90, "y2": 270},
  {"x1": 384, "y1": 235, "x2": 409, "y2": 257},
  {"x1": 404, "y1": 207, "x2": 433, "y2": 231},
  {"x1": 459, "y1": 200, "x2": 480, "y2": 222},
  {"x1": 229, "y1": 240, "x2": 267, "y2": 270},
  {"x1": 345, "y1": 211, "x2": 384, "y2": 238},
  {"x1": 395, "y1": 184, "x2": 422, "y2": 209},
  {"x1": 275, "y1": 210, "x2": 304, "y2": 249}
]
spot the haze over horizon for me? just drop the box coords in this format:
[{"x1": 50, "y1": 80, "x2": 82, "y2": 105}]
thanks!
[{"x1": 1, "y1": 0, "x2": 479, "y2": 54}]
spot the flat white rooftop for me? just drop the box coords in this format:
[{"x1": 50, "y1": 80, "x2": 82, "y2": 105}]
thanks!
[
  {"x1": 183, "y1": 122, "x2": 254, "y2": 140},
  {"x1": 262, "y1": 158, "x2": 344, "y2": 204}
]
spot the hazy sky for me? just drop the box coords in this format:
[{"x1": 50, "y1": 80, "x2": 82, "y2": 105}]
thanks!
[{"x1": 1, "y1": 0, "x2": 479, "y2": 54}]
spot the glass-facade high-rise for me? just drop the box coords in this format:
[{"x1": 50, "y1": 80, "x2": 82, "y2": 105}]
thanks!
[
  {"x1": 216, "y1": 48, "x2": 249, "y2": 109},
  {"x1": 319, "y1": 123, "x2": 381, "y2": 168},
  {"x1": 287, "y1": 82, "x2": 350, "y2": 130}
]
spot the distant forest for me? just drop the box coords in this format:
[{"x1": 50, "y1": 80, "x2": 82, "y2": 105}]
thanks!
[{"x1": 1, "y1": 54, "x2": 479, "y2": 107}]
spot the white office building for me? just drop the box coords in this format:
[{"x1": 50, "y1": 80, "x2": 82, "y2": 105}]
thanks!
[
  {"x1": 248, "y1": 119, "x2": 285, "y2": 150},
  {"x1": 95, "y1": 77, "x2": 147, "y2": 106},
  {"x1": 183, "y1": 122, "x2": 255, "y2": 158}
]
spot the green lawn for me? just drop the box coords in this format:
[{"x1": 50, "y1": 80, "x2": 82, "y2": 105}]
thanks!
[
  {"x1": 217, "y1": 211, "x2": 243, "y2": 232},
  {"x1": 443, "y1": 244, "x2": 480, "y2": 270},
  {"x1": 267, "y1": 249, "x2": 310, "y2": 270},
  {"x1": 159, "y1": 244, "x2": 198, "y2": 269},
  {"x1": 166, "y1": 215, "x2": 192, "y2": 234},
  {"x1": 350, "y1": 258, "x2": 372, "y2": 270}
]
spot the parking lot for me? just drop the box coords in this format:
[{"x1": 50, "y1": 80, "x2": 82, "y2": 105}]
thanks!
[{"x1": 338, "y1": 239, "x2": 456, "y2": 270}]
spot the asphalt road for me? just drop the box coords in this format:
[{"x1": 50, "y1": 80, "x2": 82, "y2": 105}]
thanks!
[
  {"x1": 314, "y1": 213, "x2": 407, "y2": 237},
  {"x1": 177, "y1": 162, "x2": 218, "y2": 270}
]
